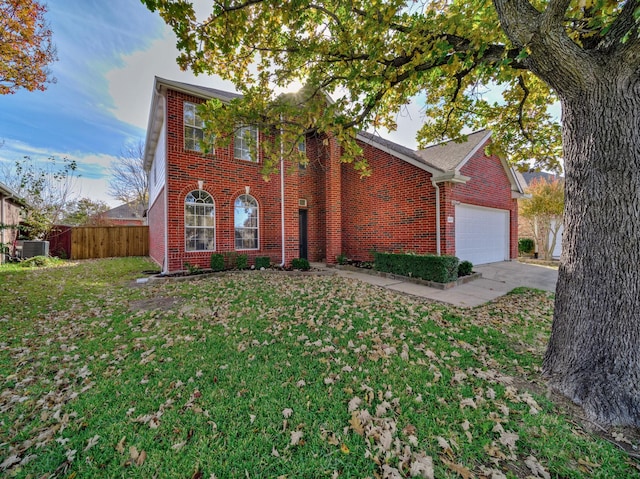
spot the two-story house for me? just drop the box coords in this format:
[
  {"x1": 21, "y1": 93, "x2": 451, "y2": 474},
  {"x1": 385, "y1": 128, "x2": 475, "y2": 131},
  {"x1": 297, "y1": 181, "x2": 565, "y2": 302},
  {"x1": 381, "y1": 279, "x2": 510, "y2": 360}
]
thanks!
[{"x1": 143, "y1": 77, "x2": 523, "y2": 274}]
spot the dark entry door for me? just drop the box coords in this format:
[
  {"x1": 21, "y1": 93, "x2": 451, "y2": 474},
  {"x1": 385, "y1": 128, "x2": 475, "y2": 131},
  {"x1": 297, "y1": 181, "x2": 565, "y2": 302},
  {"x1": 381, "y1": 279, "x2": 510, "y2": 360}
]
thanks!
[{"x1": 298, "y1": 209, "x2": 308, "y2": 260}]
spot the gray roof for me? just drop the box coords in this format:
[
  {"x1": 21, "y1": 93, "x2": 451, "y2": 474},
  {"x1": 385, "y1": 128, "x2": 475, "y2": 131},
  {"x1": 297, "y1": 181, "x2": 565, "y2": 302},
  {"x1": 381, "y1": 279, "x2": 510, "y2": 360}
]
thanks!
[
  {"x1": 414, "y1": 130, "x2": 492, "y2": 171},
  {"x1": 0, "y1": 181, "x2": 26, "y2": 205},
  {"x1": 104, "y1": 202, "x2": 146, "y2": 219},
  {"x1": 155, "y1": 77, "x2": 242, "y2": 102},
  {"x1": 357, "y1": 131, "x2": 429, "y2": 166}
]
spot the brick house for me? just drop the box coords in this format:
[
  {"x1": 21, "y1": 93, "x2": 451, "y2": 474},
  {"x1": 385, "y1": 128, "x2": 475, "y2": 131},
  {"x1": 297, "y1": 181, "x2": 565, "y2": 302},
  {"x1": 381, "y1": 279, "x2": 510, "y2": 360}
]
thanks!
[
  {"x1": 143, "y1": 77, "x2": 524, "y2": 274},
  {"x1": 0, "y1": 181, "x2": 25, "y2": 263},
  {"x1": 96, "y1": 202, "x2": 147, "y2": 226}
]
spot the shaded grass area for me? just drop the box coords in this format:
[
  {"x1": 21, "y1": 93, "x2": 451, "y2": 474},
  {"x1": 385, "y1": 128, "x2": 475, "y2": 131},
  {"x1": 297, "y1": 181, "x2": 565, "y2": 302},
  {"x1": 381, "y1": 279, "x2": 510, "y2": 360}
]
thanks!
[{"x1": 0, "y1": 258, "x2": 637, "y2": 478}]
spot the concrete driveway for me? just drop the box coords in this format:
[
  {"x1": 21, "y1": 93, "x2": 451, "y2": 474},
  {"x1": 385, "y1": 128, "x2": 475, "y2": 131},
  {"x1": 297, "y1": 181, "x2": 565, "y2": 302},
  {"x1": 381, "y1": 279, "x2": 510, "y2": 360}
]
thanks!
[
  {"x1": 330, "y1": 261, "x2": 558, "y2": 308},
  {"x1": 474, "y1": 261, "x2": 558, "y2": 292}
]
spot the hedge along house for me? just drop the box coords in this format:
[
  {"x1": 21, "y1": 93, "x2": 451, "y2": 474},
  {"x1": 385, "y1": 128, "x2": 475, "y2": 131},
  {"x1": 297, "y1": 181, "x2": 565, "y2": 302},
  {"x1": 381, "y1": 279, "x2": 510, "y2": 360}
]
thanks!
[{"x1": 144, "y1": 77, "x2": 524, "y2": 274}]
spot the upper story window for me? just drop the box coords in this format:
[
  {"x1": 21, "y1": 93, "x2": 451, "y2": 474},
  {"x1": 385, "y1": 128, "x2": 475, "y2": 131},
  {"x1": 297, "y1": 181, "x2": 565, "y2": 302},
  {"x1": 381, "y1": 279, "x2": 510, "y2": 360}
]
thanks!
[
  {"x1": 184, "y1": 102, "x2": 205, "y2": 152},
  {"x1": 298, "y1": 137, "x2": 307, "y2": 169},
  {"x1": 234, "y1": 194, "x2": 259, "y2": 250},
  {"x1": 185, "y1": 190, "x2": 215, "y2": 251},
  {"x1": 234, "y1": 125, "x2": 259, "y2": 162}
]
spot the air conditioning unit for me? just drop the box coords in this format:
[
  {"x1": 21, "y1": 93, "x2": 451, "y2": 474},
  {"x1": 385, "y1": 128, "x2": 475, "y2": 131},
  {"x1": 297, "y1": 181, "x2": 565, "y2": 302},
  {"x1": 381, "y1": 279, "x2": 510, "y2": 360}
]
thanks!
[
  {"x1": 22, "y1": 240, "x2": 49, "y2": 259},
  {"x1": 298, "y1": 199, "x2": 308, "y2": 207}
]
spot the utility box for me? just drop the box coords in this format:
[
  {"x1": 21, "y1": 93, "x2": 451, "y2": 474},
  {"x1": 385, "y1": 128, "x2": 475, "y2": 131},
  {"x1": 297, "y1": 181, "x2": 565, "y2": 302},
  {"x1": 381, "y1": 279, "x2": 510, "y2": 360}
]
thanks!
[{"x1": 22, "y1": 240, "x2": 49, "y2": 258}]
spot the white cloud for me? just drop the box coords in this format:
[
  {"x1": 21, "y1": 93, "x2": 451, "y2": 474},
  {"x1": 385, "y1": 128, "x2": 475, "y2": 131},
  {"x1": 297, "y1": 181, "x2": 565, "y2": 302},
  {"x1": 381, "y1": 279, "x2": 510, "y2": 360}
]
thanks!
[
  {"x1": 106, "y1": 30, "x2": 236, "y2": 130},
  {"x1": 0, "y1": 139, "x2": 121, "y2": 207}
]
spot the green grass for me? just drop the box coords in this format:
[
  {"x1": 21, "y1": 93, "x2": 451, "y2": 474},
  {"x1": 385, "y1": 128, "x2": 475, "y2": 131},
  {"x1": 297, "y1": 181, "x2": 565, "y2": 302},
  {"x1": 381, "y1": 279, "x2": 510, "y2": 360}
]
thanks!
[{"x1": 0, "y1": 258, "x2": 637, "y2": 478}]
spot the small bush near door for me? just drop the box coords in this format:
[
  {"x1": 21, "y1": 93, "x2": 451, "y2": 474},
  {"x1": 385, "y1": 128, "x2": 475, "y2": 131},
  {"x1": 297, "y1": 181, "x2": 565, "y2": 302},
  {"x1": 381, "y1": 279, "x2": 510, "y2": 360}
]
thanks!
[
  {"x1": 291, "y1": 258, "x2": 310, "y2": 270},
  {"x1": 235, "y1": 254, "x2": 249, "y2": 270},
  {"x1": 210, "y1": 253, "x2": 224, "y2": 271},
  {"x1": 255, "y1": 256, "x2": 271, "y2": 269},
  {"x1": 458, "y1": 260, "x2": 473, "y2": 277}
]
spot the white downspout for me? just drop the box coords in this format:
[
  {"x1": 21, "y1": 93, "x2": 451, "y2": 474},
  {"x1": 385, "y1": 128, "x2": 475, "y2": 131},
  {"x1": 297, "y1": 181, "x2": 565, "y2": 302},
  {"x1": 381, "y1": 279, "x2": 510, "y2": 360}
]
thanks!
[
  {"x1": 161, "y1": 93, "x2": 169, "y2": 275},
  {"x1": 431, "y1": 179, "x2": 441, "y2": 256},
  {"x1": 279, "y1": 118, "x2": 286, "y2": 267}
]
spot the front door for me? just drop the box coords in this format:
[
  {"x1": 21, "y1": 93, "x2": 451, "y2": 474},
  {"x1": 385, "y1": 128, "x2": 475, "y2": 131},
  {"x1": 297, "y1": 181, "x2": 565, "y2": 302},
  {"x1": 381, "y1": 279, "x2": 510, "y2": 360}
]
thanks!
[{"x1": 298, "y1": 209, "x2": 308, "y2": 260}]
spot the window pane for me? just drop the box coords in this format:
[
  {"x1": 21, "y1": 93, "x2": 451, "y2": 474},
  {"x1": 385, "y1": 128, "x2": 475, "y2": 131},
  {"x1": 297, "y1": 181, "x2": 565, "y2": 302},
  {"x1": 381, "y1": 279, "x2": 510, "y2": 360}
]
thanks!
[{"x1": 185, "y1": 190, "x2": 215, "y2": 251}]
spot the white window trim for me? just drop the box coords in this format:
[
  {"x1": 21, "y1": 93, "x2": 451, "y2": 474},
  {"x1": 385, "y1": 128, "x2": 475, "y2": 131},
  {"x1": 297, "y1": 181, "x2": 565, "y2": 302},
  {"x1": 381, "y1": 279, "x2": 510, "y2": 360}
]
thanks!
[
  {"x1": 234, "y1": 125, "x2": 259, "y2": 162},
  {"x1": 182, "y1": 101, "x2": 204, "y2": 153},
  {"x1": 185, "y1": 190, "x2": 216, "y2": 252},
  {"x1": 234, "y1": 194, "x2": 259, "y2": 250}
]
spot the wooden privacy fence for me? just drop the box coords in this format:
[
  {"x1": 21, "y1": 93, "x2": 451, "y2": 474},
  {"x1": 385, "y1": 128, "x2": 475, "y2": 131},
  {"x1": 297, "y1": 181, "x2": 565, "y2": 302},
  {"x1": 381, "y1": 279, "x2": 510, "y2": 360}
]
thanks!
[{"x1": 48, "y1": 226, "x2": 148, "y2": 259}]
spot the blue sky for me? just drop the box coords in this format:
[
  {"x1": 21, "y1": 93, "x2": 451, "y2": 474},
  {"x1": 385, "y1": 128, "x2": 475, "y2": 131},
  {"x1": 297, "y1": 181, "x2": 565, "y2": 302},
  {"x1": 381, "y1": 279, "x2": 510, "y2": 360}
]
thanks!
[{"x1": 0, "y1": 1, "x2": 423, "y2": 207}]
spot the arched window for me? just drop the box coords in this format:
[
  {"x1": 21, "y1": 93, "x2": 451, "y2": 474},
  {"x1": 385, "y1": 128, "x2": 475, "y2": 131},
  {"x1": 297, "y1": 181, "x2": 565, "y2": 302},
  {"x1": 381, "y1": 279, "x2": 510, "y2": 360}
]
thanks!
[
  {"x1": 234, "y1": 194, "x2": 258, "y2": 250},
  {"x1": 185, "y1": 190, "x2": 215, "y2": 251}
]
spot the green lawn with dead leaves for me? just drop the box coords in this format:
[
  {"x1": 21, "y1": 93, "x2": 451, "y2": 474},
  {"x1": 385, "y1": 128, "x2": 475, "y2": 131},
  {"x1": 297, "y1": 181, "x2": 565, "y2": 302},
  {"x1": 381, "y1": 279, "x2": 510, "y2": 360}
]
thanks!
[{"x1": 0, "y1": 257, "x2": 638, "y2": 478}]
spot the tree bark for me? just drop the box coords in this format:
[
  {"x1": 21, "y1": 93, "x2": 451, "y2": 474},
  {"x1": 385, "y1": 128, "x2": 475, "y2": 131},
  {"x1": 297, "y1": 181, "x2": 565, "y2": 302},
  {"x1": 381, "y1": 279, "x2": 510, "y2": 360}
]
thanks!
[{"x1": 543, "y1": 74, "x2": 640, "y2": 425}]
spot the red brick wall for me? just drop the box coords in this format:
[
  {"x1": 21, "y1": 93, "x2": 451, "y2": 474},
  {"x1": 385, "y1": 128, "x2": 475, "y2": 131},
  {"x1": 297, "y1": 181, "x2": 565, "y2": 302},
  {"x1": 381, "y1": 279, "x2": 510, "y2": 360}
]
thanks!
[
  {"x1": 148, "y1": 188, "x2": 166, "y2": 268},
  {"x1": 297, "y1": 135, "x2": 327, "y2": 262},
  {"x1": 452, "y1": 143, "x2": 519, "y2": 259},
  {"x1": 154, "y1": 89, "x2": 518, "y2": 270},
  {"x1": 340, "y1": 141, "x2": 438, "y2": 262},
  {"x1": 163, "y1": 90, "x2": 304, "y2": 272}
]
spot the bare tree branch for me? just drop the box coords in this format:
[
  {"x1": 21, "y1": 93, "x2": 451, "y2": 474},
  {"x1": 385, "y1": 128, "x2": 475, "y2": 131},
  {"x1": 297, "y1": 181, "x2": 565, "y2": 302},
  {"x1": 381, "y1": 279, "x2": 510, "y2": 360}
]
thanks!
[{"x1": 108, "y1": 140, "x2": 148, "y2": 216}]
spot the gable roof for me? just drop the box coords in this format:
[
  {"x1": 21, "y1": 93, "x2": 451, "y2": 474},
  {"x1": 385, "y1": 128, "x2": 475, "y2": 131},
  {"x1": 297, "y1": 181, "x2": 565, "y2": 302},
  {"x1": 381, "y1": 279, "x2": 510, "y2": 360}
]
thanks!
[
  {"x1": 414, "y1": 130, "x2": 492, "y2": 172},
  {"x1": 144, "y1": 77, "x2": 242, "y2": 171}
]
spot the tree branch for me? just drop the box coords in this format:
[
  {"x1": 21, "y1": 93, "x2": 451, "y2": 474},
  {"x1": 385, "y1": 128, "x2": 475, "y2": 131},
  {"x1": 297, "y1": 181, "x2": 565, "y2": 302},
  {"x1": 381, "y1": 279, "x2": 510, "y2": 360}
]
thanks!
[
  {"x1": 598, "y1": 0, "x2": 640, "y2": 55},
  {"x1": 517, "y1": 75, "x2": 534, "y2": 143}
]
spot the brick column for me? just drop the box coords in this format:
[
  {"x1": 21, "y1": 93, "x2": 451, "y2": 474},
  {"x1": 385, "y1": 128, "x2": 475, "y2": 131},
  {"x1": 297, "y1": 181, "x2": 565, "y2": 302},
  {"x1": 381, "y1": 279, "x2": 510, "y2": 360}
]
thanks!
[
  {"x1": 325, "y1": 135, "x2": 342, "y2": 263},
  {"x1": 440, "y1": 182, "x2": 456, "y2": 256}
]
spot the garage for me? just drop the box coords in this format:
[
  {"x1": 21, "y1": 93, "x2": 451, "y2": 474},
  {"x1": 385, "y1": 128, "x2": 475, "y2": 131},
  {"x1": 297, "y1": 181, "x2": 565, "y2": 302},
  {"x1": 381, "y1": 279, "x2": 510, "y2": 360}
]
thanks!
[{"x1": 455, "y1": 204, "x2": 509, "y2": 265}]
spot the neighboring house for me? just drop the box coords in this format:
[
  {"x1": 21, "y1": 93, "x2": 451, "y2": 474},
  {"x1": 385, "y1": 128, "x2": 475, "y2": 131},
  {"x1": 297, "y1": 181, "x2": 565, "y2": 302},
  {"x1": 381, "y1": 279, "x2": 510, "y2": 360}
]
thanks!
[
  {"x1": 96, "y1": 202, "x2": 147, "y2": 226},
  {"x1": 143, "y1": 77, "x2": 524, "y2": 274},
  {"x1": 518, "y1": 171, "x2": 563, "y2": 259},
  {"x1": 0, "y1": 181, "x2": 25, "y2": 263}
]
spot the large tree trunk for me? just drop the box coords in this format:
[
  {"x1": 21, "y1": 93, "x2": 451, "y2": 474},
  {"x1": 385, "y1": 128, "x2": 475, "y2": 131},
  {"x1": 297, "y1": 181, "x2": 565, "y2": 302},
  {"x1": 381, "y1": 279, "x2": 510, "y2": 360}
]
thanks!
[{"x1": 543, "y1": 76, "x2": 640, "y2": 425}]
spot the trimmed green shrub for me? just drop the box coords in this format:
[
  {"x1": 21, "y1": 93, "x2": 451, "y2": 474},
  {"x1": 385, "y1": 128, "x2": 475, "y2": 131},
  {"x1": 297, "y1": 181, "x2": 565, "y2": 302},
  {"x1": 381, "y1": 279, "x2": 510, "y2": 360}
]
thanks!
[
  {"x1": 255, "y1": 256, "x2": 271, "y2": 269},
  {"x1": 458, "y1": 260, "x2": 473, "y2": 277},
  {"x1": 518, "y1": 237, "x2": 535, "y2": 254},
  {"x1": 210, "y1": 253, "x2": 224, "y2": 271},
  {"x1": 374, "y1": 252, "x2": 459, "y2": 283},
  {"x1": 223, "y1": 252, "x2": 237, "y2": 270},
  {"x1": 236, "y1": 254, "x2": 249, "y2": 270},
  {"x1": 291, "y1": 258, "x2": 310, "y2": 271}
]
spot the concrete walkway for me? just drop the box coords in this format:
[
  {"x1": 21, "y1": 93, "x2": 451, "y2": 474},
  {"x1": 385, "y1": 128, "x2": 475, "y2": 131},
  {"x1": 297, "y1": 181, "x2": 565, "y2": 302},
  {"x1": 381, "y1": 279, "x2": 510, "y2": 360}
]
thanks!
[{"x1": 322, "y1": 261, "x2": 558, "y2": 308}]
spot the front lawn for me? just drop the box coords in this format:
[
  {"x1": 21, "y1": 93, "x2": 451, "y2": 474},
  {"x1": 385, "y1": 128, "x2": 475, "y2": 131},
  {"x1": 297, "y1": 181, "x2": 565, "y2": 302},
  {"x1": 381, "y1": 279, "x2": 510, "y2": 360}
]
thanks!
[{"x1": 0, "y1": 258, "x2": 637, "y2": 478}]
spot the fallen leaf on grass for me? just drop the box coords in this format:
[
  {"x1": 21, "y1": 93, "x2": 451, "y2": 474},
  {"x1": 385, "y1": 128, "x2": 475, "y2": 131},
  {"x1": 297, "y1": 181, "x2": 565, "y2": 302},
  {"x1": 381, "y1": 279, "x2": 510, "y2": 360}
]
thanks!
[
  {"x1": 410, "y1": 453, "x2": 434, "y2": 479},
  {"x1": 84, "y1": 435, "x2": 100, "y2": 451},
  {"x1": 0, "y1": 455, "x2": 20, "y2": 470},
  {"x1": 282, "y1": 408, "x2": 293, "y2": 418},
  {"x1": 172, "y1": 441, "x2": 187, "y2": 451},
  {"x1": 441, "y1": 457, "x2": 475, "y2": 479},
  {"x1": 129, "y1": 446, "x2": 146, "y2": 466},
  {"x1": 290, "y1": 430, "x2": 303, "y2": 446},
  {"x1": 525, "y1": 455, "x2": 550, "y2": 479},
  {"x1": 115, "y1": 436, "x2": 126, "y2": 454},
  {"x1": 349, "y1": 412, "x2": 365, "y2": 435},
  {"x1": 340, "y1": 443, "x2": 350, "y2": 454}
]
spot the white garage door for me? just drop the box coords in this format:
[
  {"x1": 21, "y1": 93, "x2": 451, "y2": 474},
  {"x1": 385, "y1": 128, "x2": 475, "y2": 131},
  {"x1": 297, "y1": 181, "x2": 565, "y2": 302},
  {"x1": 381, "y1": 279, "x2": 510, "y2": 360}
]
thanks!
[{"x1": 455, "y1": 204, "x2": 509, "y2": 265}]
